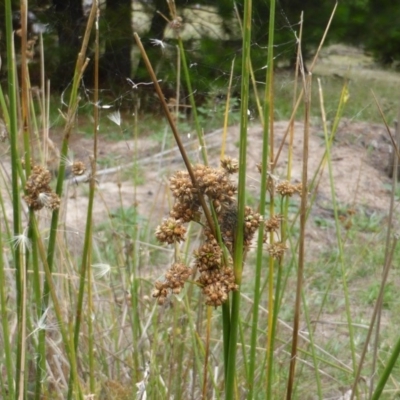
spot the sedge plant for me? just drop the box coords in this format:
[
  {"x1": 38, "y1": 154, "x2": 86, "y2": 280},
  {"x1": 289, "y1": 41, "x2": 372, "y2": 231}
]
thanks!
[{"x1": 2, "y1": 0, "x2": 400, "y2": 399}]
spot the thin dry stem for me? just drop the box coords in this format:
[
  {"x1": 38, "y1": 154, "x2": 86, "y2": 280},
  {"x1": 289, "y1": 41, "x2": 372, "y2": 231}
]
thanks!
[
  {"x1": 133, "y1": 32, "x2": 216, "y2": 238},
  {"x1": 286, "y1": 73, "x2": 311, "y2": 400}
]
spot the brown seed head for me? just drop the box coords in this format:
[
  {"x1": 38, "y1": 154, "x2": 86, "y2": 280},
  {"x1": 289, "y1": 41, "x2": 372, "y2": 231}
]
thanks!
[
  {"x1": 267, "y1": 242, "x2": 288, "y2": 260},
  {"x1": 71, "y1": 161, "x2": 86, "y2": 176},
  {"x1": 220, "y1": 157, "x2": 239, "y2": 174},
  {"x1": 264, "y1": 214, "x2": 283, "y2": 234},
  {"x1": 170, "y1": 200, "x2": 200, "y2": 222},
  {"x1": 276, "y1": 180, "x2": 302, "y2": 197},
  {"x1": 243, "y1": 206, "x2": 262, "y2": 247},
  {"x1": 198, "y1": 267, "x2": 237, "y2": 307},
  {"x1": 193, "y1": 240, "x2": 222, "y2": 272},
  {"x1": 155, "y1": 218, "x2": 187, "y2": 244},
  {"x1": 25, "y1": 165, "x2": 52, "y2": 195},
  {"x1": 153, "y1": 262, "x2": 192, "y2": 305}
]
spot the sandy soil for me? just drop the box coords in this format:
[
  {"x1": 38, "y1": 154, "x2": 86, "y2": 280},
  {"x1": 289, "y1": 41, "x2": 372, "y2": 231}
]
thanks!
[
  {"x1": 0, "y1": 114, "x2": 395, "y2": 258},
  {"x1": 24, "y1": 116, "x2": 394, "y2": 259}
]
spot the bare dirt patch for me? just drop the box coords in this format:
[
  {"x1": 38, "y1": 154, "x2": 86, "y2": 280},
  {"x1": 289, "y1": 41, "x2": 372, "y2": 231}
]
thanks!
[
  {"x1": 48, "y1": 117, "x2": 395, "y2": 256},
  {"x1": 0, "y1": 117, "x2": 395, "y2": 262}
]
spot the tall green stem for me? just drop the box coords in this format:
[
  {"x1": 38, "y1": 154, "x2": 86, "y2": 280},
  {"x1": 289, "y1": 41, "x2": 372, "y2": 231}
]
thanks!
[
  {"x1": 371, "y1": 317, "x2": 400, "y2": 399},
  {"x1": 225, "y1": 0, "x2": 252, "y2": 398},
  {"x1": 0, "y1": 221, "x2": 14, "y2": 397},
  {"x1": 177, "y1": 39, "x2": 208, "y2": 165},
  {"x1": 286, "y1": 75, "x2": 311, "y2": 399},
  {"x1": 247, "y1": 0, "x2": 275, "y2": 397},
  {"x1": 5, "y1": 0, "x2": 23, "y2": 396},
  {"x1": 318, "y1": 80, "x2": 357, "y2": 373},
  {"x1": 66, "y1": 5, "x2": 98, "y2": 399}
]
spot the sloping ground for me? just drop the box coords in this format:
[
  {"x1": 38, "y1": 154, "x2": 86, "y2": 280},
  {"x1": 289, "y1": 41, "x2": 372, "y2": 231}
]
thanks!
[
  {"x1": 0, "y1": 117, "x2": 395, "y2": 263},
  {"x1": 37, "y1": 117, "x2": 394, "y2": 258},
  {"x1": 314, "y1": 44, "x2": 400, "y2": 84}
]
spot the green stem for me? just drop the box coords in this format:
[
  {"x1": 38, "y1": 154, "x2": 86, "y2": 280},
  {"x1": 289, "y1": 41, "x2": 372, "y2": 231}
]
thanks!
[
  {"x1": 248, "y1": 0, "x2": 275, "y2": 397},
  {"x1": 225, "y1": 0, "x2": 252, "y2": 398},
  {"x1": 30, "y1": 215, "x2": 83, "y2": 399},
  {"x1": 222, "y1": 301, "x2": 231, "y2": 378},
  {"x1": 370, "y1": 321, "x2": 400, "y2": 399},
  {"x1": 25, "y1": 4, "x2": 96, "y2": 399},
  {"x1": 5, "y1": 0, "x2": 23, "y2": 395},
  {"x1": 286, "y1": 75, "x2": 311, "y2": 400},
  {"x1": 72, "y1": 3, "x2": 99, "y2": 395},
  {"x1": 177, "y1": 38, "x2": 208, "y2": 165},
  {"x1": 0, "y1": 220, "x2": 14, "y2": 397},
  {"x1": 29, "y1": 217, "x2": 45, "y2": 400},
  {"x1": 318, "y1": 79, "x2": 357, "y2": 373}
]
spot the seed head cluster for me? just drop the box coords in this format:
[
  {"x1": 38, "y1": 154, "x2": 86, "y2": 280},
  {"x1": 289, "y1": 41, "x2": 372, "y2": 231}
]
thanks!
[
  {"x1": 275, "y1": 180, "x2": 302, "y2": 197},
  {"x1": 24, "y1": 164, "x2": 60, "y2": 211},
  {"x1": 264, "y1": 214, "x2": 283, "y2": 234},
  {"x1": 153, "y1": 263, "x2": 193, "y2": 305},
  {"x1": 155, "y1": 218, "x2": 187, "y2": 244},
  {"x1": 267, "y1": 242, "x2": 288, "y2": 260},
  {"x1": 71, "y1": 161, "x2": 86, "y2": 176},
  {"x1": 194, "y1": 237, "x2": 238, "y2": 306},
  {"x1": 154, "y1": 158, "x2": 261, "y2": 307}
]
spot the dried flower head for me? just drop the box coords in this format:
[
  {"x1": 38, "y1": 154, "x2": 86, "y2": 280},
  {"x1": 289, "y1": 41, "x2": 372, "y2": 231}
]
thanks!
[
  {"x1": 264, "y1": 214, "x2": 283, "y2": 234},
  {"x1": 164, "y1": 262, "x2": 193, "y2": 294},
  {"x1": 170, "y1": 200, "x2": 200, "y2": 223},
  {"x1": 276, "y1": 180, "x2": 302, "y2": 197},
  {"x1": 197, "y1": 267, "x2": 238, "y2": 307},
  {"x1": 217, "y1": 204, "x2": 238, "y2": 250},
  {"x1": 243, "y1": 206, "x2": 262, "y2": 248},
  {"x1": 24, "y1": 191, "x2": 60, "y2": 211},
  {"x1": 169, "y1": 164, "x2": 237, "y2": 211},
  {"x1": 152, "y1": 263, "x2": 192, "y2": 305},
  {"x1": 169, "y1": 170, "x2": 196, "y2": 202},
  {"x1": 193, "y1": 239, "x2": 222, "y2": 272},
  {"x1": 220, "y1": 157, "x2": 239, "y2": 174},
  {"x1": 38, "y1": 192, "x2": 60, "y2": 210},
  {"x1": 154, "y1": 161, "x2": 263, "y2": 307},
  {"x1": 71, "y1": 161, "x2": 86, "y2": 176},
  {"x1": 25, "y1": 165, "x2": 52, "y2": 196},
  {"x1": 267, "y1": 242, "x2": 288, "y2": 260},
  {"x1": 155, "y1": 218, "x2": 187, "y2": 244},
  {"x1": 23, "y1": 163, "x2": 61, "y2": 211}
]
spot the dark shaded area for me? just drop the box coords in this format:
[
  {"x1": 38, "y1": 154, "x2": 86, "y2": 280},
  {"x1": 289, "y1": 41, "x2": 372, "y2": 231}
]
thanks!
[
  {"x1": 130, "y1": 0, "x2": 171, "y2": 110},
  {"x1": 134, "y1": 0, "x2": 170, "y2": 83},
  {"x1": 101, "y1": 0, "x2": 133, "y2": 88},
  {"x1": 52, "y1": 0, "x2": 85, "y2": 89},
  {"x1": 366, "y1": 0, "x2": 400, "y2": 65}
]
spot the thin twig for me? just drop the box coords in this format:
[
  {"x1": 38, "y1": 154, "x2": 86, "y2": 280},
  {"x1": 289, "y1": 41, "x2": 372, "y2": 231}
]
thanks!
[
  {"x1": 286, "y1": 72, "x2": 311, "y2": 400},
  {"x1": 133, "y1": 32, "x2": 216, "y2": 238}
]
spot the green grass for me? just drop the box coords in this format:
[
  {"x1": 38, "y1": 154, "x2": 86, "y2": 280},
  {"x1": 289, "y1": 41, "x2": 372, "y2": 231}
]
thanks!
[{"x1": 273, "y1": 70, "x2": 399, "y2": 123}]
